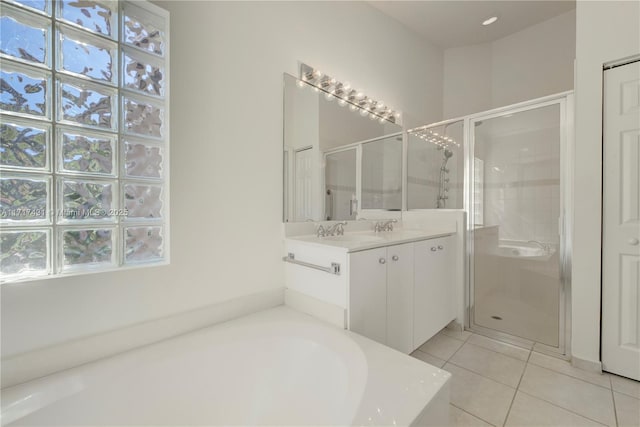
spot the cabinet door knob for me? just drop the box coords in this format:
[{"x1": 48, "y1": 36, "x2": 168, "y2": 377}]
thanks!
[
  {"x1": 392, "y1": 255, "x2": 399, "y2": 261},
  {"x1": 629, "y1": 238, "x2": 639, "y2": 246},
  {"x1": 438, "y1": 245, "x2": 444, "y2": 250},
  {"x1": 379, "y1": 258, "x2": 386, "y2": 264},
  {"x1": 431, "y1": 247, "x2": 437, "y2": 251}
]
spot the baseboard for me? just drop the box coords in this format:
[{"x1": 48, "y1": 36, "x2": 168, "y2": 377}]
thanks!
[
  {"x1": 284, "y1": 288, "x2": 346, "y2": 329},
  {"x1": 446, "y1": 319, "x2": 463, "y2": 332},
  {"x1": 571, "y1": 355, "x2": 603, "y2": 373},
  {"x1": 1, "y1": 288, "x2": 284, "y2": 389}
]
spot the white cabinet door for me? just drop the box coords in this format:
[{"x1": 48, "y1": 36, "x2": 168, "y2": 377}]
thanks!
[
  {"x1": 386, "y1": 243, "x2": 415, "y2": 353},
  {"x1": 602, "y1": 61, "x2": 640, "y2": 380},
  {"x1": 413, "y1": 236, "x2": 455, "y2": 350},
  {"x1": 349, "y1": 247, "x2": 388, "y2": 344}
]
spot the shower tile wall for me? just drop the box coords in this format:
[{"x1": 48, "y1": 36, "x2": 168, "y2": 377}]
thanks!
[
  {"x1": 408, "y1": 121, "x2": 464, "y2": 209},
  {"x1": 361, "y1": 136, "x2": 403, "y2": 210},
  {"x1": 480, "y1": 120, "x2": 560, "y2": 244}
]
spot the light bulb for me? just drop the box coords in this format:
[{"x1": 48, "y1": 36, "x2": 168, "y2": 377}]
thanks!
[
  {"x1": 360, "y1": 109, "x2": 368, "y2": 116},
  {"x1": 338, "y1": 99, "x2": 347, "y2": 106},
  {"x1": 482, "y1": 16, "x2": 498, "y2": 26},
  {"x1": 350, "y1": 104, "x2": 357, "y2": 111}
]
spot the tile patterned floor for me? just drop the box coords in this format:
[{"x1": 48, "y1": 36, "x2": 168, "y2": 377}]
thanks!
[{"x1": 411, "y1": 329, "x2": 640, "y2": 427}]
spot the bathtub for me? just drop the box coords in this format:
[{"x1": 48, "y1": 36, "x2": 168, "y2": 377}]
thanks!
[
  {"x1": 1, "y1": 306, "x2": 450, "y2": 426},
  {"x1": 496, "y1": 240, "x2": 555, "y2": 261}
]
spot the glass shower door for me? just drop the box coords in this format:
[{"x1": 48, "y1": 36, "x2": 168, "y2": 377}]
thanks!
[{"x1": 470, "y1": 102, "x2": 565, "y2": 350}]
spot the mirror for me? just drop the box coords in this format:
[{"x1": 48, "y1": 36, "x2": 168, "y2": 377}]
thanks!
[
  {"x1": 407, "y1": 120, "x2": 464, "y2": 209},
  {"x1": 283, "y1": 73, "x2": 402, "y2": 222}
]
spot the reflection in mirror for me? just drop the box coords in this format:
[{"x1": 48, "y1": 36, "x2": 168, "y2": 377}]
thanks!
[
  {"x1": 362, "y1": 135, "x2": 402, "y2": 210},
  {"x1": 283, "y1": 73, "x2": 402, "y2": 222},
  {"x1": 407, "y1": 120, "x2": 464, "y2": 209},
  {"x1": 325, "y1": 148, "x2": 356, "y2": 220}
]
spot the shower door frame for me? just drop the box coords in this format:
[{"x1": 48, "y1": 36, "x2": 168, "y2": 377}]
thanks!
[
  {"x1": 464, "y1": 91, "x2": 574, "y2": 357},
  {"x1": 323, "y1": 131, "x2": 404, "y2": 220}
]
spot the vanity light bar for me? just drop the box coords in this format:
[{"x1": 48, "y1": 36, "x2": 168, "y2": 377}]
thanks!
[
  {"x1": 298, "y1": 63, "x2": 402, "y2": 125},
  {"x1": 408, "y1": 127, "x2": 461, "y2": 148}
]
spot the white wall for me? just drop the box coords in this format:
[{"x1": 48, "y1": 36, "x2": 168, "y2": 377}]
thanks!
[
  {"x1": 572, "y1": 0, "x2": 640, "y2": 365},
  {"x1": 443, "y1": 10, "x2": 576, "y2": 119},
  {"x1": 443, "y1": 43, "x2": 493, "y2": 119},
  {"x1": 1, "y1": 2, "x2": 442, "y2": 364}
]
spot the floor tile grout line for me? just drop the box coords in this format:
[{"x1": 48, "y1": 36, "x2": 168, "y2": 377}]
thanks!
[
  {"x1": 449, "y1": 402, "x2": 497, "y2": 427},
  {"x1": 609, "y1": 376, "x2": 640, "y2": 400},
  {"x1": 516, "y1": 389, "x2": 610, "y2": 427},
  {"x1": 460, "y1": 336, "x2": 531, "y2": 363},
  {"x1": 501, "y1": 349, "x2": 532, "y2": 426},
  {"x1": 527, "y1": 362, "x2": 612, "y2": 389},
  {"x1": 444, "y1": 360, "x2": 519, "y2": 394},
  {"x1": 440, "y1": 328, "x2": 472, "y2": 343},
  {"x1": 445, "y1": 336, "x2": 468, "y2": 363},
  {"x1": 610, "y1": 376, "x2": 619, "y2": 427},
  {"x1": 468, "y1": 330, "x2": 533, "y2": 351},
  {"x1": 527, "y1": 361, "x2": 618, "y2": 392},
  {"x1": 446, "y1": 360, "x2": 523, "y2": 389},
  {"x1": 527, "y1": 355, "x2": 613, "y2": 390},
  {"x1": 465, "y1": 334, "x2": 533, "y2": 362}
]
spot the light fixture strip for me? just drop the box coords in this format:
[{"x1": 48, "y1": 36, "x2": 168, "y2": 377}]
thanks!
[
  {"x1": 299, "y1": 63, "x2": 401, "y2": 125},
  {"x1": 408, "y1": 127, "x2": 460, "y2": 148}
]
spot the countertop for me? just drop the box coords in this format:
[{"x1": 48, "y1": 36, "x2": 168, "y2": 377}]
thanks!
[{"x1": 286, "y1": 228, "x2": 456, "y2": 253}]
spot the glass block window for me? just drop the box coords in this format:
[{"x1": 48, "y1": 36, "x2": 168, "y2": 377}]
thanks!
[{"x1": 1, "y1": 0, "x2": 169, "y2": 283}]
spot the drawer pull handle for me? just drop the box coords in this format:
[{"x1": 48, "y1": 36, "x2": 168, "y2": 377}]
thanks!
[
  {"x1": 438, "y1": 245, "x2": 444, "y2": 250},
  {"x1": 379, "y1": 258, "x2": 386, "y2": 264},
  {"x1": 431, "y1": 247, "x2": 437, "y2": 252},
  {"x1": 392, "y1": 255, "x2": 399, "y2": 261}
]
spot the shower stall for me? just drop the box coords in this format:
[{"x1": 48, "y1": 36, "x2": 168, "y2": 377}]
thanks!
[
  {"x1": 467, "y1": 93, "x2": 573, "y2": 355},
  {"x1": 408, "y1": 92, "x2": 573, "y2": 355}
]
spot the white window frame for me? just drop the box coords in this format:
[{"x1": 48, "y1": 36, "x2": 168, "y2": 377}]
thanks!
[{"x1": 0, "y1": 0, "x2": 170, "y2": 283}]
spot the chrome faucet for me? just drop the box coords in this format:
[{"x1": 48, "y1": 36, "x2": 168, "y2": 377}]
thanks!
[
  {"x1": 317, "y1": 221, "x2": 347, "y2": 237},
  {"x1": 374, "y1": 219, "x2": 397, "y2": 232},
  {"x1": 528, "y1": 240, "x2": 551, "y2": 252},
  {"x1": 326, "y1": 221, "x2": 347, "y2": 236}
]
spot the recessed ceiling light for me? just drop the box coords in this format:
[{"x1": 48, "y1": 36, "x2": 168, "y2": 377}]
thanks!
[{"x1": 482, "y1": 16, "x2": 498, "y2": 26}]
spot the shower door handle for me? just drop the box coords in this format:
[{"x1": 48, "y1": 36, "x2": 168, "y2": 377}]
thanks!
[{"x1": 325, "y1": 189, "x2": 333, "y2": 221}]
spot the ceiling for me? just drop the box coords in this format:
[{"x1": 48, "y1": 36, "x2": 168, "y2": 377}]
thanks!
[{"x1": 368, "y1": 1, "x2": 575, "y2": 49}]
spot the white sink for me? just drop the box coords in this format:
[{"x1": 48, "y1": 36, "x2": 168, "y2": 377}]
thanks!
[{"x1": 321, "y1": 234, "x2": 385, "y2": 242}]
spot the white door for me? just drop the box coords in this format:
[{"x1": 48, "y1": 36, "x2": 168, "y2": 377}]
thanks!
[
  {"x1": 294, "y1": 148, "x2": 313, "y2": 221},
  {"x1": 602, "y1": 60, "x2": 640, "y2": 380},
  {"x1": 325, "y1": 148, "x2": 357, "y2": 221}
]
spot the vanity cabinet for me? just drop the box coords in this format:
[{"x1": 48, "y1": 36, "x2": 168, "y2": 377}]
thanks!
[
  {"x1": 414, "y1": 236, "x2": 455, "y2": 349},
  {"x1": 285, "y1": 228, "x2": 458, "y2": 355},
  {"x1": 348, "y1": 236, "x2": 455, "y2": 353},
  {"x1": 349, "y1": 243, "x2": 414, "y2": 353}
]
